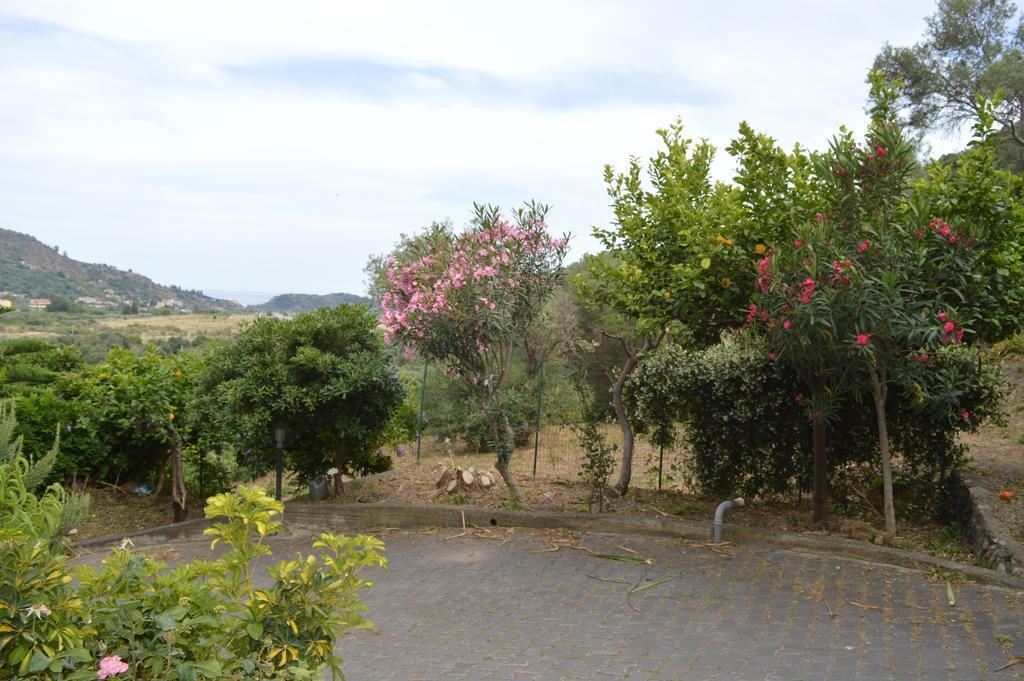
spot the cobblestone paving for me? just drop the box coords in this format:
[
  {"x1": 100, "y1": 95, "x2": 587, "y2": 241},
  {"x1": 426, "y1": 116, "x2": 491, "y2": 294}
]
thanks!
[{"x1": 79, "y1": 526, "x2": 1024, "y2": 681}]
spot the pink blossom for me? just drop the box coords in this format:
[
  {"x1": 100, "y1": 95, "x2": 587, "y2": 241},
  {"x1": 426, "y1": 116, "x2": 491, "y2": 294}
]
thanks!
[
  {"x1": 794, "y1": 240, "x2": 803, "y2": 248},
  {"x1": 97, "y1": 656, "x2": 129, "y2": 679},
  {"x1": 858, "y1": 240, "x2": 870, "y2": 253},
  {"x1": 815, "y1": 213, "x2": 826, "y2": 223},
  {"x1": 961, "y1": 408, "x2": 970, "y2": 422},
  {"x1": 795, "y1": 393, "x2": 805, "y2": 404},
  {"x1": 768, "y1": 352, "x2": 777, "y2": 361},
  {"x1": 937, "y1": 311, "x2": 948, "y2": 320},
  {"x1": 855, "y1": 334, "x2": 869, "y2": 346},
  {"x1": 943, "y1": 321, "x2": 956, "y2": 334},
  {"x1": 939, "y1": 224, "x2": 951, "y2": 238},
  {"x1": 875, "y1": 146, "x2": 887, "y2": 158},
  {"x1": 783, "y1": 320, "x2": 793, "y2": 330}
]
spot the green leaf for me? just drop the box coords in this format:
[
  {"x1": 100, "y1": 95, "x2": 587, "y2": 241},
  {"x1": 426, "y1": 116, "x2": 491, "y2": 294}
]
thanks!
[
  {"x1": 246, "y1": 621, "x2": 263, "y2": 639},
  {"x1": 593, "y1": 553, "x2": 652, "y2": 564},
  {"x1": 629, "y1": 578, "x2": 672, "y2": 593},
  {"x1": 26, "y1": 650, "x2": 53, "y2": 674},
  {"x1": 700, "y1": 257, "x2": 712, "y2": 270}
]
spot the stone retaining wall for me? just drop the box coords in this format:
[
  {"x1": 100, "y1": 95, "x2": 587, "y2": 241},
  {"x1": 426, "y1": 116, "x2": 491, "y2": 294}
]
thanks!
[{"x1": 952, "y1": 469, "x2": 1024, "y2": 577}]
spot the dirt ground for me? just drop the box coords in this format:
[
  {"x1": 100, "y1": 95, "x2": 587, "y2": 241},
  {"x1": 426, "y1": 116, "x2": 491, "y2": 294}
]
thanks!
[{"x1": 962, "y1": 359, "x2": 1024, "y2": 541}]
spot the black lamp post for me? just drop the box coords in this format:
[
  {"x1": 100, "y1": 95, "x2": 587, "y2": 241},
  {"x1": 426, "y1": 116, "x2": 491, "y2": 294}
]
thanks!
[{"x1": 273, "y1": 422, "x2": 288, "y2": 501}]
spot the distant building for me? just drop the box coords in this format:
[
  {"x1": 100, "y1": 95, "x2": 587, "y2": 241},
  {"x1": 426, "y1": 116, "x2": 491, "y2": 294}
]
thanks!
[
  {"x1": 0, "y1": 299, "x2": 12, "y2": 309},
  {"x1": 28, "y1": 299, "x2": 51, "y2": 310},
  {"x1": 154, "y1": 298, "x2": 185, "y2": 309}
]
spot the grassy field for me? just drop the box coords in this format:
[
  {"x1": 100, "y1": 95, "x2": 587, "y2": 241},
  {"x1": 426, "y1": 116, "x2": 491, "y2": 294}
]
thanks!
[
  {"x1": 97, "y1": 313, "x2": 258, "y2": 341},
  {"x1": 0, "y1": 310, "x2": 254, "y2": 341}
]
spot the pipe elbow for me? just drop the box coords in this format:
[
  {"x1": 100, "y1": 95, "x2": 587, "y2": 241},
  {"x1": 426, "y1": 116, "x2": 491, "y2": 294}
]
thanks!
[{"x1": 713, "y1": 497, "x2": 745, "y2": 542}]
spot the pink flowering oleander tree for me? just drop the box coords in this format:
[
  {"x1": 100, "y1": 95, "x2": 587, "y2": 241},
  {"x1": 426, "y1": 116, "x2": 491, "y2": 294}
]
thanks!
[
  {"x1": 755, "y1": 75, "x2": 1010, "y2": 542},
  {"x1": 379, "y1": 202, "x2": 568, "y2": 504}
]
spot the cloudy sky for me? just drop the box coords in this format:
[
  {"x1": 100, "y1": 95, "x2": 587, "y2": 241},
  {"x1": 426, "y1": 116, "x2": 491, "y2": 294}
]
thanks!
[{"x1": 0, "y1": 1, "x2": 966, "y2": 301}]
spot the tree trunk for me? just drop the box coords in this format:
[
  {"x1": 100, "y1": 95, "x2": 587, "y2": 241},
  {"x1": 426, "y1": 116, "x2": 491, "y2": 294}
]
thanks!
[
  {"x1": 868, "y1": 362, "x2": 897, "y2": 544},
  {"x1": 811, "y1": 378, "x2": 829, "y2": 527},
  {"x1": 493, "y1": 412, "x2": 522, "y2": 505},
  {"x1": 152, "y1": 451, "x2": 170, "y2": 498},
  {"x1": 611, "y1": 353, "x2": 641, "y2": 497},
  {"x1": 168, "y1": 425, "x2": 187, "y2": 523}
]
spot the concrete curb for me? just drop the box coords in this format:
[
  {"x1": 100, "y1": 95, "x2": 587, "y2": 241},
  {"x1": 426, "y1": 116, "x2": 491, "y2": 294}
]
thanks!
[
  {"x1": 72, "y1": 467, "x2": 398, "y2": 549},
  {"x1": 73, "y1": 495, "x2": 1024, "y2": 591},
  {"x1": 284, "y1": 501, "x2": 1024, "y2": 590},
  {"x1": 75, "y1": 516, "x2": 214, "y2": 549},
  {"x1": 952, "y1": 469, "x2": 1024, "y2": 577}
]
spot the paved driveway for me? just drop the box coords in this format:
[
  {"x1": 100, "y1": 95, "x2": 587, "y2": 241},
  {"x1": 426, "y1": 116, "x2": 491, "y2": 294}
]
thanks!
[{"x1": 79, "y1": 525, "x2": 1024, "y2": 681}]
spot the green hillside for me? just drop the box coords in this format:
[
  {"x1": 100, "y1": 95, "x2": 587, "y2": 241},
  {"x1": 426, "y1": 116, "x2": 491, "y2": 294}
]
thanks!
[
  {"x1": 0, "y1": 228, "x2": 239, "y2": 311},
  {"x1": 248, "y1": 292, "x2": 371, "y2": 314}
]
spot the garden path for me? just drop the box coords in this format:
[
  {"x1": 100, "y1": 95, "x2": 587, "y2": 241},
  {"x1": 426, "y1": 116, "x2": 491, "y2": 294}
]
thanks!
[{"x1": 76, "y1": 525, "x2": 1024, "y2": 681}]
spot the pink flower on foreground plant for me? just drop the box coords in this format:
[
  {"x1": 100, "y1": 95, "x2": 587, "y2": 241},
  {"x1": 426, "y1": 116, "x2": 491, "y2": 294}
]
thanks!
[
  {"x1": 961, "y1": 408, "x2": 971, "y2": 423},
  {"x1": 855, "y1": 334, "x2": 870, "y2": 346},
  {"x1": 783, "y1": 320, "x2": 793, "y2": 330},
  {"x1": 768, "y1": 352, "x2": 777, "y2": 361},
  {"x1": 858, "y1": 240, "x2": 870, "y2": 253},
  {"x1": 97, "y1": 656, "x2": 129, "y2": 679}
]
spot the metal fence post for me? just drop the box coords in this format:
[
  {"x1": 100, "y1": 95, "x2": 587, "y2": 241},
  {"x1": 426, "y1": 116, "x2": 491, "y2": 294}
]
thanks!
[
  {"x1": 658, "y1": 443, "x2": 664, "y2": 490},
  {"x1": 532, "y1": 358, "x2": 545, "y2": 478},
  {"x1": 416, "y1": 360, "x2": 428, "y2": 464}
]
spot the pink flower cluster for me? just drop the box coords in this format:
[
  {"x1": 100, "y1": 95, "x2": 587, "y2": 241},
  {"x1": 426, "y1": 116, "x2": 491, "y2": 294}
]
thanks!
[
  {"x1": 798, "y1": 277, "x2": 815, "y2": 304},
  {"x1": 755, "y1": 255, "x2": 772, "y2": 293},
  {"x1": 829, "y1": 258, "x2": 853, "y2": 286},
  {"x1": 746, "y1": 303, "x2": 769, "y2": 324},
  {"x1": 937, "y1": 311, "x2": 964, "y2": 344},
  {"x1": 926, "y1": 218, "x2": 962, "y2": 245},
  {"x1": 97, "y1": 656, "x2": 129, "y2": 679},
  {"x1": 380, "y1": 215, "x2": 567, "y2": 355}
]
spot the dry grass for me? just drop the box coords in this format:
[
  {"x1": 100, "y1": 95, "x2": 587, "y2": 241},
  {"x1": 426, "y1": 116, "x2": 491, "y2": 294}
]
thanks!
[
  {"x1": 962, "y1": 359, "x2": 1024, "y2": 540},
  {"x1": 97, "y1": 313, "x2": 257, "y2": 341},
  {"x1": 75, "y1": 486, "x2": 177, "y2": 540}
]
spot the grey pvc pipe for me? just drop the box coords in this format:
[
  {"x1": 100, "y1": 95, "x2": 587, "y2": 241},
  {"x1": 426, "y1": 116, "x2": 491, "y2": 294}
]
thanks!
[{"x1": 713, "y1": 497, "x2": 744, "y2": 542}]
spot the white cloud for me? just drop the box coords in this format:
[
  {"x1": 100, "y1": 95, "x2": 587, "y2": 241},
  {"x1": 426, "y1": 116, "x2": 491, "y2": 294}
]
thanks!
[{"x1": 0, "y1": 0, "x2": 963, "y2": 295}]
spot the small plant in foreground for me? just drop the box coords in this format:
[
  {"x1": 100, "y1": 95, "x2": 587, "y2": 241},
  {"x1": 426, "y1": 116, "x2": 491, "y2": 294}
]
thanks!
[
  {"x1": 0, "y1": 451, "x2": 386, "y2": 681},
  {"x1": 575, "y1": 421, "x2": 617, "y2": 512}
]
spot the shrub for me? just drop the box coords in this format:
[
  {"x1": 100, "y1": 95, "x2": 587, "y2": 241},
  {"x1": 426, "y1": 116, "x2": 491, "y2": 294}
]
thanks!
[
  {"x1": 195, "y1": 305, "x2": 405, "y2": 492},
  {"x1": 0, "y1": 453, "x2": 386, "y2": 681},
  {"x1": 574, "y1": 419, "x2": 617, "y2": 512},
  {"x1": 628, "y1": 336, "x2": 1005, "y2": 507}
]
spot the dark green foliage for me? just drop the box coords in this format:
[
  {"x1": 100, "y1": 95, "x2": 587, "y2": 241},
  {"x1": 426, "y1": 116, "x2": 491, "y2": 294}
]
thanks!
[
  {"x1": 195, "y1": 305, "x2": 405, "y2": 484},
  {"x1": 0, "y1": 339, "x2": 84, "y2": 397},
  {"x1": 628, "y1": 337, "x2": 1005, "y2": 503},
  {"x1": 44, "y1": 297, "x2": 75, "y2": 312}
]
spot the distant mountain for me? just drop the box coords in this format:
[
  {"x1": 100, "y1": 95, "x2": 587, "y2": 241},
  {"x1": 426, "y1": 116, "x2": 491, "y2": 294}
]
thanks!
[
  {"x1": 0, "y1": 228, "x2": 239, "y2": 311},
  {"x1": 247, "y1": 292, "x2": 371, "y2": 314}
]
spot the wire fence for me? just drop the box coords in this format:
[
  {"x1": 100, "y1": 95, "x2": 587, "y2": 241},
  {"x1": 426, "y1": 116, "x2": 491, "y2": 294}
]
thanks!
[{"x1": 394, "y1": 360, "x2": 690, "y2": 491}]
